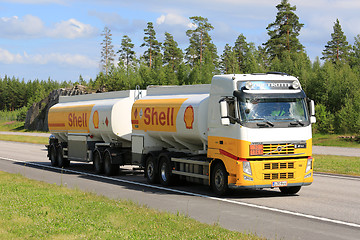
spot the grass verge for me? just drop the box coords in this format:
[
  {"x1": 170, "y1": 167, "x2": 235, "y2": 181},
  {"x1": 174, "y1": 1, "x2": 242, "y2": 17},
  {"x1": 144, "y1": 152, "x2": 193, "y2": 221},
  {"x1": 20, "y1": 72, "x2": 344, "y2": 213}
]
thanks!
[
  {"x1": 0, "y1": 120, "x2": 25, "y2": 131},
  {"x1": 0, "y1": 171, "x2": 263, "y2": 240},
  {"x1": 313, "y1": 133, "x2": 360, "y2": 148},
  {"x1": 0, "y1": 134, "x2": 48, "y2": 145},
  {"x1": 314, "y1": 154, "x2": 360, "y2": 176}
]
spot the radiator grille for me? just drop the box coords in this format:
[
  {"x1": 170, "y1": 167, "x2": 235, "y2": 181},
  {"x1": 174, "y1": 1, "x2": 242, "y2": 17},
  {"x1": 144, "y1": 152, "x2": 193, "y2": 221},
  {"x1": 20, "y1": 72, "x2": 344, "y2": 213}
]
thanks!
[
  {"x1": 264, "y1": 172, "x2": 294, "y2": 180},
  {"x1": 263, "y1": 143, "x2": 295, "y2": 155},
  {"x1": 264, "y1": 162, "x2": 294, "y2": 170}
]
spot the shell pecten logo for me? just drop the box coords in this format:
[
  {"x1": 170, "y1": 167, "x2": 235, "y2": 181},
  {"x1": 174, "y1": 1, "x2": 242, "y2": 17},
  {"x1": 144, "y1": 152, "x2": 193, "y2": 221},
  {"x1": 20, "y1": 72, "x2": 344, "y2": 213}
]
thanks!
[
  {"x1": 93, "y1": 110, "x2": 99, "y2": 129},
  {"x1": 184, "y1": 105, "x2": 194, "y2": 129}
]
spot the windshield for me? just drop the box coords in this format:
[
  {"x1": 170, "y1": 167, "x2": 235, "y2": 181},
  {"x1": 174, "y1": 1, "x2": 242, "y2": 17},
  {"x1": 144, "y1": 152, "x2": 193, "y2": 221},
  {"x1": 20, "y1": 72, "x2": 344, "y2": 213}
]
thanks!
[{"x1": 238, "y1": 98, "x2": 309, "y2": 127}]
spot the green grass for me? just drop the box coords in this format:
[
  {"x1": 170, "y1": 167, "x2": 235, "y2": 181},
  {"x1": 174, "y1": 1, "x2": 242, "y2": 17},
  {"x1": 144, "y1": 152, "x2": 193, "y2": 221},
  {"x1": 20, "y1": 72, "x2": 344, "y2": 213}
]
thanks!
[
  {"x1": 313, "y1": 133, "x2": 360, "y2": 148},
  {"x1": 0, "y1": 120, "x2": 25, "y2": 131},
  {"x1": 0, "y1": 171, "x2": 262, "y2": 240},
  {"x1": 0, "y1": 134, "x2": 48, "y2": 145},
  {"x1": 314, "y1": 154, "x2": 360, "y2": 176}
]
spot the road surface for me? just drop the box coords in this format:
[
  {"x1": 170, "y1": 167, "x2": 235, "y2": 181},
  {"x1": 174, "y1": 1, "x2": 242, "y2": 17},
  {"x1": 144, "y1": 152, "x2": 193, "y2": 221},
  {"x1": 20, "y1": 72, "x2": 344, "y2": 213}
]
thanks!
[{"x1": 0, "y1": 140, "x2": 359, "y2": 240}]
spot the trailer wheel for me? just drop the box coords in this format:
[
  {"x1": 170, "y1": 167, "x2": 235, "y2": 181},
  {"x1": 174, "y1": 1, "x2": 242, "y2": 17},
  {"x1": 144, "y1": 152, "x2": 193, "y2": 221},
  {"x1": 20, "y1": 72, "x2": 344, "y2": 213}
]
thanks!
[
  {"x1": 145, "y1": 156, "x2": 158, "y2": 184},
  {"x1": 93, "y1": 151, "x2": 104, "y2": 174},
  {"x1": 279, "y1": 186, "x2": 301, "y2": 195},
  {"x1": 104, "y1": 151, "x2": 119, "y2": 176},
  {"x1": 49, "y1": 144, "x2": 58, "y2": 167},
  {"x1": 211, "y1": 163, "x2": 228, "y2": 196},
  {"x1": 159, "y1": 157, "x2": 172, "y2": 186},
  {"x1": 57, "y1": 146, "x2": 70, "y2": 168}
]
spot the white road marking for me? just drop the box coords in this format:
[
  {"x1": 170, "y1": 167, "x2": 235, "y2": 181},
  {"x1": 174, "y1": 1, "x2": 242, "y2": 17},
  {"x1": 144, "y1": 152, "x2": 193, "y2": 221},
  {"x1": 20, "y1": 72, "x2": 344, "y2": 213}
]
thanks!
[
  {"x1": 1, "y1": 156, "x2": 360, "y2": 229},
  {"x1": 314, "y1": 172, "x2": 360, "y2": 181}
]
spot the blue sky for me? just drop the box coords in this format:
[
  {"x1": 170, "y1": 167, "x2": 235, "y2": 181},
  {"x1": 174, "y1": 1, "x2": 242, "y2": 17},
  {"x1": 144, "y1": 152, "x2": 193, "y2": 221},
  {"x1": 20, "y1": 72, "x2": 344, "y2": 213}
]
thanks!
[{"x1": 1, "y1": 0, "x2": 360, "y2": 82}]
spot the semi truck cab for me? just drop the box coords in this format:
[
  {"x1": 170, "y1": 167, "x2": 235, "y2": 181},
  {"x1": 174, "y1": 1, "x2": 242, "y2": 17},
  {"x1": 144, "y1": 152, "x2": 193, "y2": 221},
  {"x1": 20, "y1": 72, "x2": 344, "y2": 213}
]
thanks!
[{"x1": 207, "y1": 73, "x2": 315, "y2": 195}]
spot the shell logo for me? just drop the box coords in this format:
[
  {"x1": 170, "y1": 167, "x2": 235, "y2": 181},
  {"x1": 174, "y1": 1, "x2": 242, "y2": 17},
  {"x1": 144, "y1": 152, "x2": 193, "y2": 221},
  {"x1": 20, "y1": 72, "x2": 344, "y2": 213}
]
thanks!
[
  {"x1": 184, "y1": 105, "x2": 194, "y2": 129},
  {"x1": 93, "y1": 110, "x2": 99, "y2": 129}
]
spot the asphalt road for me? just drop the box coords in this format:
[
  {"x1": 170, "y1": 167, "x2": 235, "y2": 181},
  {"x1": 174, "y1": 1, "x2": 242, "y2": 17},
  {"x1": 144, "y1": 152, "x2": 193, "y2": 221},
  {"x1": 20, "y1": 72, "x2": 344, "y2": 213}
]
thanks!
[{"x1": 0, "y1": 140, "x2": 359, "y2": 240}]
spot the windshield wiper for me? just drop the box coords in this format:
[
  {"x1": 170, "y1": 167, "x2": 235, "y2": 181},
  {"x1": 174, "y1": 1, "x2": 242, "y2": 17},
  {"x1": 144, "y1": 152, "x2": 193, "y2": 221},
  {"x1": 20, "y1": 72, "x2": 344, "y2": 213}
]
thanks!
[
  {"x1": 248, "y1": 118, "x2": 274, "y2": 127},
  {"x1": 279, "y1": 117, "x2": 305, "y2": 126}
]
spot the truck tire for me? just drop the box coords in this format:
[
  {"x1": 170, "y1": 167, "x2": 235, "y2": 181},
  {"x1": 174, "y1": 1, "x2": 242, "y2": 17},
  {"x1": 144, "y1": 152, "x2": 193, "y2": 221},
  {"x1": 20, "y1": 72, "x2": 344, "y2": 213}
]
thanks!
[
  {"x1": 145, "y1": 155, "x2": 158, "y2": 184},
  {"x1": 49, "y1": 144, "x2": 58, "y2": 167},
  {"x1": 57, "y1": 146, "x2": 70, "y2": 168},
  {"x1": 279, "y1": 186, "x2": 301, "y2": 195},
  {"x1": 93, "y1": 151, "x2": 104, "y2": 174},
  {"x1": 159, "y1": 157, "x2": 172, "y2": 186},
  {"x1": 104, "y1": 151, "x2": 119, "y2": 176},
  {"x1": 211, "y1": 163, "x2": 228, "y2": 196}
]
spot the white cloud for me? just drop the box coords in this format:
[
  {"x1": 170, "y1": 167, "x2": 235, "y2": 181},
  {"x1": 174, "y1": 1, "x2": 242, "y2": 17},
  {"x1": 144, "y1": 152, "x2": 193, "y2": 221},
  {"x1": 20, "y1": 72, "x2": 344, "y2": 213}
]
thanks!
[
  {"x1": 156, "y1": 13, "x2": 195, "y2": 28},
  {"x1": 0, "y1": 48, "x2": 24, "y2": 64},
  {"x1": 0, "y1": 48, "x2": 97, "y2": 68},
  {"x1": 0, "y1": 15, "x2": 97, "y2": 39},
  {"x1": 0, "y1": 15, "x2": 44, "y2": 39},
  {"x1": 47, "y1": 18, "x2": 97, "y2": 39}
]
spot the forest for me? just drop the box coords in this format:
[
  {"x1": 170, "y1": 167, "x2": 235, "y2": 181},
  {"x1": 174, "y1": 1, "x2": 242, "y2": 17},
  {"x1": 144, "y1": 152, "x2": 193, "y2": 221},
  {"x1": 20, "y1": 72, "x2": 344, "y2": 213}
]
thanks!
[{"x1": 1, "y1": 0, "x2": 360, "y2": 134}]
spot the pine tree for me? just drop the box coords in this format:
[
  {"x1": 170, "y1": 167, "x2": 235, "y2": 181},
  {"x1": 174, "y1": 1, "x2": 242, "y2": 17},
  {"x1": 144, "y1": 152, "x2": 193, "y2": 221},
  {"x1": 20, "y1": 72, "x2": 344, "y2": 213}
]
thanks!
[
  {"x1": 140, "y1": 22, "x2": 161, "y2": 68},
  {"x1": 264, "y1": 0, "x2": 304, "y2": 60},
  {"x1": 185, "y1": 16, "x2": 218, "y2": 67},
  {"x1": 220, "y1": 44, "x2": 236, "y2": 74},
  {"x1": 100, "y1": 26, "x2": 115, "y2": 76},
  {"x1": 233, "y1": 34, "x2": 249, "y2": 73},
  {"x1": 162, "y1": 32, "x2": 183, "y2": 71},
  {"x1": 118, "y1": 35, "x2": 136, "y2": 76},
  {"x1": 321, "y1": 19, "x2": 351, "y2": 63},
  {"x1": 350, "y1": 34, "x2": 360, "y2": 67}
]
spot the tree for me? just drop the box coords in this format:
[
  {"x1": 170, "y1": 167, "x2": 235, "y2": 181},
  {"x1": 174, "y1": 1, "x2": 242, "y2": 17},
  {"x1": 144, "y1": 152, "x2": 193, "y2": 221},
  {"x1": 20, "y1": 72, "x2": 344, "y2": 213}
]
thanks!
[
  {"x1": 233, "y1": 34, "x2": 249, "y2": 73},
  {"x1": 162, "y1": 32, "x2": 183, "y2": 71},
  {"x1": 220, "y1": 44, "x2": 236, "y2": 74},
  {"x1": 100, "y1": 27, "x2": 115, "y2": 76},
  {"x1": 350, "y1": 34, "x2": 360, "y2": 68},
  {"x1": 264, "y1": 0, "x2": 304, "y2": 60},
  {"x1": 140, "y1": 22, "x2": 161, "y2": 68},
  {"x1": 185, "y1": 16, "x2": 217, "y2": 67},
  {"x1": 118, "y1": 35, "x2": 136, "y2": 77},
  {"x1": 321, "y1": 19, "x2": 351, "y2": 63}
]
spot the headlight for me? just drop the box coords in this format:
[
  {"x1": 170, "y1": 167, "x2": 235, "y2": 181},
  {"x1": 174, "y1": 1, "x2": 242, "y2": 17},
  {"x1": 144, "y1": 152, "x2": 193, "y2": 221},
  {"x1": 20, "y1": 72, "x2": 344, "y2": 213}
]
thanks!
[
  {"x1": 243, "y1": 161, "x2": 252, "y2": 176},
  {"x1": 306, "y1": 157, "x2": 313, "y2": 173}
]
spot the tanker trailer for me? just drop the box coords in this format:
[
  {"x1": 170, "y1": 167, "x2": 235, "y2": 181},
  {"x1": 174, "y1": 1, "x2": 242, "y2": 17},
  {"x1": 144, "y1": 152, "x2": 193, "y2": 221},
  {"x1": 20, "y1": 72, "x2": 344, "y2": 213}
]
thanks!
[
  {"x1": 47, "y1": 89, "x2": 145, "y2": 175},
  {"x1": 47, "y1": 73, "x2": 316, "y2": 196}
]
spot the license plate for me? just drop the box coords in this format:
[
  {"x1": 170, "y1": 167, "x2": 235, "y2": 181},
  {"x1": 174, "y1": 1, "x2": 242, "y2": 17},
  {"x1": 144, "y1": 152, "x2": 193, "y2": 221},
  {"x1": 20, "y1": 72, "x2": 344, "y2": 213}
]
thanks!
[{"x1": 272, "y1": 181, "x2": 288, "y2": 187}]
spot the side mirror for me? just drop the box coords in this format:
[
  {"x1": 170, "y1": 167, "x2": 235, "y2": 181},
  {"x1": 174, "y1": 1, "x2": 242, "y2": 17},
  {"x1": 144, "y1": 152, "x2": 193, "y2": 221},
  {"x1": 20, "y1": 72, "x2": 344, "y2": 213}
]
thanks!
[
  {"x1": 220, "y1": 100, "x2": 230, "y2": 126},
  {"x1": 309, "y1": 100, "x2": 316, "y2": 123}
]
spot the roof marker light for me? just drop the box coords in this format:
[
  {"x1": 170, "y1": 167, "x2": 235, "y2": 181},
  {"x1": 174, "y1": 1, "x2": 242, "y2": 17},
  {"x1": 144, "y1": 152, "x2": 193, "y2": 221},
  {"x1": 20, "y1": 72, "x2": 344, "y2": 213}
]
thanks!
[
  {"x1": 292, "y1": 80, "x2": 300, "y2": 89},
  {"x1": 245, "y1": 81, "x2": 253, "y2": 90}
]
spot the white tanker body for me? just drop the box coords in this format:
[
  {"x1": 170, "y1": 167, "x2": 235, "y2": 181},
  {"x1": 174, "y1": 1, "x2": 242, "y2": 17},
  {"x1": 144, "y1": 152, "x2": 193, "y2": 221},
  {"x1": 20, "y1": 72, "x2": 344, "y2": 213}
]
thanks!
[{"x1": 47, "y1": 73, "x2": 316, "y2": 196}]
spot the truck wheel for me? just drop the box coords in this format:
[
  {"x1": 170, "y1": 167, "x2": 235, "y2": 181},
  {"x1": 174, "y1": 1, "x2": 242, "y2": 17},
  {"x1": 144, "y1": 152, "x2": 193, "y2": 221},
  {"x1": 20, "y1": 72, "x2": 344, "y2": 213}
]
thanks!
[
  {"x1": 57, "y1": 146, "x2": 70, "y2": 168},
  {"x1": 279, "y1": 186, "x2": 301, "y2": 195},
  {"x1": 211, "y1": 163, "x2": 228, "y2": 196},
  {"x1": 49, "y1": 145, "x2": 58, "y2": 167},
  {"x1": 104, "y1": 151, "x2": 119, "y2": 176},
  {"x1": 93, "y1": 151, "x2": 104, "y2": 174},
  {"x1": 159, "y1": 157, "x2": 172, "y2": 186},
  {"x1": 145, "y1": 156, "x2": 158, "y2": 184}
]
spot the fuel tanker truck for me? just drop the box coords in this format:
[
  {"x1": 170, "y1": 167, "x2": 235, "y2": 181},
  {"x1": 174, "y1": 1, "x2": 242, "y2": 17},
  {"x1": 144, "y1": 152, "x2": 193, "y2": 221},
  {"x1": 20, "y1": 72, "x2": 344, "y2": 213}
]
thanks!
[{"x1": 47, "y1": 73, "x2": 316, "y2": 195}]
